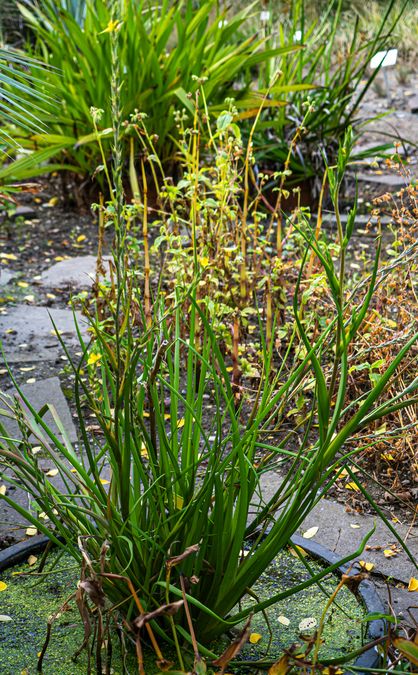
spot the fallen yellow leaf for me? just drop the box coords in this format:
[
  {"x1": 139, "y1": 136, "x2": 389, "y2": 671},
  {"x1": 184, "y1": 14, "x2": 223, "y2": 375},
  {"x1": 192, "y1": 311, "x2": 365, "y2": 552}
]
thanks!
[
  {"x1": 350, "y1": 524, "x2": 361, "y2": 529},
  {"x1": 249, "y1": 632, "x2": 262, "y2": 644},
  {"x1": 45, "y1": 469, "x2": 58, "y2": 477},
  {"x1": 177, "y1": 418, "x2": 185, "y2": 429},
  {"x1": 77, "y1": 234, "x2": 87, "y2": 243},
  {"x1": 277, "y1": 615, "x2": 290, "y2": 626},
  {"x1": 25, "y1": 527, "x2": 38, "y2": 536},
  {"x1": 27, "y1": 555, "x2": 38, "y2": 566},
  {"x1": 0, "y1": 485, "x2": 6, "y2": 496},
  {"x1": 48, "y1": 197, "x2": 59, "y2": 206},
  {"x1": 17, "y1": 281, "x2": 29, "y2": 288},
  {"x1": 288, "y1": 545, "x2": 308, "y2": 558},
  {"x1": 302, "y1": 526, "x2": 318, "y2": 539},
  {"x1": 100, "y1": 478, "x2": 110, "y2": 485},
  {"x1": 359, "y1": 560, "x2": 375, "y2": 572},
  {"x1": 345, "y1": 482, "x2": 360, "y2": 492},
  {"x1": 383, "y1": 549, "x2": 397, "y2": 558},
  {"x1": 0, "y1": 581, "x2": 7, "y2": 591},
  {"x1": 408, "y1": 577, "x2": 418, "y2": 592}
]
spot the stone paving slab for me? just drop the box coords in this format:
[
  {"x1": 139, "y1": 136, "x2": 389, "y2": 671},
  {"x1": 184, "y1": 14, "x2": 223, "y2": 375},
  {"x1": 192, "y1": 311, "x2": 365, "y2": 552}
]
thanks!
[
  {"x1": 0, "y1": 376, "x2": 78, "y2": 444},
  {"x1": 258, "y1": 471, "x2": 417, "y2": 584},
  {"x1": 356, "y1": 172, "x2": 415, "y2": 187},
  {"x1": 39, "y1": 255, "x2": 111, "y2": 289},
  {"x1": 0, "y1": 269, "x2": 15, "y2": 287},
  {"x1": 0, "y1": 305, "x2": 88, "y2": 363}
]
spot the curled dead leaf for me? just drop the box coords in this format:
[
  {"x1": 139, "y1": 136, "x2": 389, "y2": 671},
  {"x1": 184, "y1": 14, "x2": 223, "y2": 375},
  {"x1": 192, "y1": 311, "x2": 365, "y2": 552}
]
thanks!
[
  {"x1": 133, "y1": 599, "x2": 184, "y2": 630},
  {"x1": 166, "y1": 544, "x2": 200, "y2": 569}
]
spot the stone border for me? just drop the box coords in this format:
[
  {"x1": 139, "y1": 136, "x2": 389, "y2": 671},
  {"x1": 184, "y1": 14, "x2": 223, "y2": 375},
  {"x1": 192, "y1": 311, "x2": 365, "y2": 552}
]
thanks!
[
  {"x1": 291, "y1": 533, "x2": 385, "y2": 674},
  {"x1": 0, "y1": 535, "x2": 385, "y2": 674}
]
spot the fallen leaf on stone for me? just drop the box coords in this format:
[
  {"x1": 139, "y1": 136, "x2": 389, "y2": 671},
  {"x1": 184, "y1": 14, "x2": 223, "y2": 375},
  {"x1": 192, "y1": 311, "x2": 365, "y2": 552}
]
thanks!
[
  {"x1": 0, "y1": 581, "x2": 7, "y2": 592},
  {"x1": 27, "y1": 555, "x2": 38, "y2": 566},
  {"x1": 302, "y1": 526, "x2": 318, "y2": 539},
  {"x1": 277, "y1": 615, "x2": 290, "y2": 626},
  {"x1": 23, "y1": 295, "x2": 35, "y2": 303},
  {"x1": 25, "y1": 527, "x2": 37, "y2": 536},
  {"x1": 177, "y1": 418, "x2": 185, "y2": 428},
  {"x1": 383, "y1": 549, "x2": 397, "y2": 558},
  {"x1": 31, "y1": 446, "x2": 41, "y2": 455},
  {"x1": 39, "y1": 512, "x2": 49, "y2": 520},
  {"x1": 17, "y1": 281, "x2": 29, "y2": 288},
  {"x1": 48, "y1": 197, "x2": 59, "y2": 206},
  {"x1": 45, "y1": 469, "x2": 58, "y2": 477},
  {"x1": 0, "y1": 485, "x2": 6, "y2": 496},
  {"x1": 0, "y1": 615, "x2": 12, "y2": 622},
  {"x1": 54, "y1": 256, "x2": 64, "y2": 262},
  {"x1": 77, "y1": 234, "x2": 87, "y2": 243},
  {"x1": 100, "y1": 478, "x2": 110, "y2": 485},
  {"x1": 298, "y1": 617, "x2": 317, "y2": 632},
  {"x1": 0, "y1": 253, "x2": 17, "y2": 260},
  {"x1": 408, "y1": 577, "x2": 418, "y2": 592},
  {"x1": 26, "y1": 378, "x2": 36, "y2": 384},
  {"x1": 359, "y1": 560, "x2": 374, "y2": 571},
  {"x1": 350, "y1": 524, "x2": 361, "y2": 529},
  {"x1": 381, "y1": 453, "x2": 395, "y2": 461},
  {"x1": 249, "y1": 633, "x2": 262, "y2": 644},
  {"x1": 19, "y1": 366, "x2": 35, "y2": 372}
]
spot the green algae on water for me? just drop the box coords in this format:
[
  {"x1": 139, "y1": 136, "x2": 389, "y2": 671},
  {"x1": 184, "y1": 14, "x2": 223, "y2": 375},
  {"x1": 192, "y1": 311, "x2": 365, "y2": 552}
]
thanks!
[{"x1": 0, "y1": 548, "x2": 367, "y2": 673}]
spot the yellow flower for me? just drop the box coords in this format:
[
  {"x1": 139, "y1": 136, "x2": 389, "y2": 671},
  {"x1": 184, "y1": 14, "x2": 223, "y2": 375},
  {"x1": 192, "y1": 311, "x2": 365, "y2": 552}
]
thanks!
[{"x1": 87, "y1": 352, "x2": 101, "y2": 367}]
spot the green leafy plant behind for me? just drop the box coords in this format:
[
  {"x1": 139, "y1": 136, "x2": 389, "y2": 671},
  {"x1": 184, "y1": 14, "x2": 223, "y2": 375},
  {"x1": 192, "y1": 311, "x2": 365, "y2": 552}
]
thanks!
[
  {"x1": 0, "y1": 0, "x2": 299, "y2": 184},
  {"x1": 250, "y1": 0, "x2": 410, "y2": 188}
]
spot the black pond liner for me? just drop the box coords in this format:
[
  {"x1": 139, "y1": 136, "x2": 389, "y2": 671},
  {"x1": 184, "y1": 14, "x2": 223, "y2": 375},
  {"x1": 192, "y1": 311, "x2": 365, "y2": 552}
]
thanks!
[{"x1": 0, "y1": 534, "x2": 385, "y2": 674}]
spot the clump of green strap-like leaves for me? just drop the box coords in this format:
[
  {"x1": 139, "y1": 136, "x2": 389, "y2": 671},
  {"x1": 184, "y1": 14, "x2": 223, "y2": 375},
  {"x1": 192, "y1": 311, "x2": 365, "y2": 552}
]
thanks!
[{"x1": 1, "y1": 127, "x2": 418, "y2": 672}]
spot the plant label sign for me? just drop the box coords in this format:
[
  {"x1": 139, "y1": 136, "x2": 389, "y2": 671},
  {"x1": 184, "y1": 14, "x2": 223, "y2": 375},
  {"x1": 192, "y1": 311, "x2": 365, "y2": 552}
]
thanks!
[
  {"x1": 370, "y1": 48, "x2": 398, "y2": 70},
  {"x1": 260, "y1": 11, "x2": 270, "y2": 22}
]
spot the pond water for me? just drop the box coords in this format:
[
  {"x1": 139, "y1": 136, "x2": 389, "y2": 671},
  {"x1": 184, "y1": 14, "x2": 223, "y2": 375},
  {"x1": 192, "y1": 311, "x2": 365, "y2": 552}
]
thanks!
[{"x1": 0, "y1": 546, "x2": 366, "y2": 673}]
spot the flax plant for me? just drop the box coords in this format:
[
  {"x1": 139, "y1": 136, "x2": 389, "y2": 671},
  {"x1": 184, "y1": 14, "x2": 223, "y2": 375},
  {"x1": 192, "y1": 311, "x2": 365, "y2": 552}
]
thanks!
[
  {"x1": 1, "y1": 183, "x2": 418, "y2": 669},
  {"x1": 1, "y1": 25, "x2": 418, "y2": 675}
]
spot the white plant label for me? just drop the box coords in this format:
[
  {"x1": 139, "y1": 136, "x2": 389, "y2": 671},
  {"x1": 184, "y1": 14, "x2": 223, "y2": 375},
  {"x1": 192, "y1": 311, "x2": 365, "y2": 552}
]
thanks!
[
  {"x1": 370, "y1": 48, "x2": 398, "y2": 70},
  {"x1": 294, "y1": 30, "x2": 302, "y2": 42},
  {"x1": 260, "y1": 11, "x2": 270, "y2": 21}
]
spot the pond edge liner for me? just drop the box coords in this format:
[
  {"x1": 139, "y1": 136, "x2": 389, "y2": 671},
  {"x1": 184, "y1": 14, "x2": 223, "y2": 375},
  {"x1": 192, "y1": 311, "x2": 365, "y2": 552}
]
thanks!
[
  {"x1": 0, "y1": 534, "x2": 385, "y2": 674},
  {"x1": 291, "y1": 532, "x2": 385, "y2": 674}
]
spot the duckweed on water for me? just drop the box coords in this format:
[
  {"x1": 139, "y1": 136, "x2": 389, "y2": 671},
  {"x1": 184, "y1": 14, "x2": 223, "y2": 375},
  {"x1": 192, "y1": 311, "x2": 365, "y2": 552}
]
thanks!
[{"x1": 0, "y1": 548, "x2": 366, "y2": 673}]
